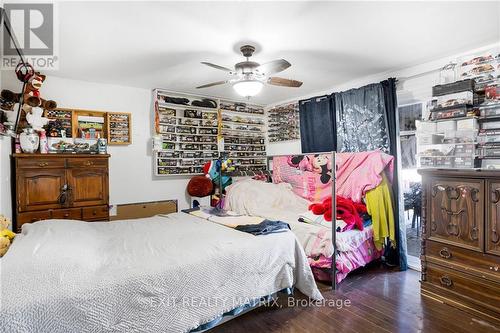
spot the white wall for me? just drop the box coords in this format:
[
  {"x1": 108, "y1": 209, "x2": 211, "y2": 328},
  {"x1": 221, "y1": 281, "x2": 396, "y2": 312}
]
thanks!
[
  {"x1": 0, "y1": 66, "x2": 14, "y2": 221},
  {"x1": 0, "y1": 73, "x2": 192, "y2": 216},
  {"x1": 266, "y1": 42, "x2": 500, "y2": 155},
  {"x1": 2, "y1": 42, "x2": 499, "y2": 218}
]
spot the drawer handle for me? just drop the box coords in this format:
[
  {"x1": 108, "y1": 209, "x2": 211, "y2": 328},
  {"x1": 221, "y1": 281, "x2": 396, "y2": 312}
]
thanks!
[
  {"x1": 84, "y1": 161, "x2": 94, "y2": 166},
  {"x1": 64, "y1": 213, "x2": 69, "y2": 218},
  {"x1": 439, "y1": 248, "x2": 452, "y2": 259},
  {"x1": 440, "y1": 275, "x2": 453, "y2": 288},
  {"x1": 38, "y1": 162, "x2": 49, "y2": 167},
  {"x1": 92, "y1": 210, "x2": 97, "y2": 215}
]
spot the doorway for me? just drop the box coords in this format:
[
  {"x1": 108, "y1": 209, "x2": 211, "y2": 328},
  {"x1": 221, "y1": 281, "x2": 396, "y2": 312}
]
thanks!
[{"x1": 398, "y1": 102, "x2": 423, "y2": 270}]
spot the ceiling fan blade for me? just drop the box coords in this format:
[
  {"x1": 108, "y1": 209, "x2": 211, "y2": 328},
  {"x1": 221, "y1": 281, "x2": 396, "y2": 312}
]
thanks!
[
  {"x1": 268, "y1": 77, "x2": 303, "y2": 87},
  {"x1": 256, "y1": 59, "x2": 291, "y2": 75},
  {"x1": 201, "y1": 62, "x2": 233, "y2": 72},
  {"x1": 196, "y1": 80, "x2": 228, "y2": 89}
]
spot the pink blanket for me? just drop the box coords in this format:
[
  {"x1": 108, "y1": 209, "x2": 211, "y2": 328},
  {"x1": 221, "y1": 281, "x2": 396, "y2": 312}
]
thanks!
[
  {"x1": 336, "y1": 150, "x2": 394, "y2": 202},
  {"x1": 272, "y1": 150, "x2": 393, "y2": 203}
]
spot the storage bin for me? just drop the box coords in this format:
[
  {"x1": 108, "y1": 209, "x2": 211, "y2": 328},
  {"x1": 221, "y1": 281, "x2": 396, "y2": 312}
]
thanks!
[
  {"x1": 435, "y1": 157, "x2": 454, "y2": 168},
  {"x1": 478, "y1": 131, "x2": 500, "y2": 145},
  {"x1": 478, "y1": 147, "x2": 500, "y2": 158},
  {"x1": 415, "y1": 121, "x2": 437, "y2": 133},
  {"x1": 417, "y1": 133, "x2": 444, "y2": 145},
  {"x1": 436, "y1": 91, "x2": 474, "y2": 109},
  {"x1": 481, "y1": 120, "x2": 500, "y2": 130},
  {"x1": 456, "y1": 118, "x2": 478, "y2": 131},
  {"x1": 479, "y1": 103, "x2": 500, "y2": 118},
  {"x1": 437, "y1": 120, "x2": 457, "y2": 133},
  {"x1": 481, "y1": 158, "x2": 500, "y2": 170},
  {"x1": 419, "y1": 157, "x2": 436, "y2": 168},
  {"x1": 454, "y1": 156, "x2": 476, "y2": 168},
  {"x1": 454, "y1": 143, "x2": 476, "y2": 156},
  {"x1": 432, "y1": 79, "x2": 475, "y2": 97}
]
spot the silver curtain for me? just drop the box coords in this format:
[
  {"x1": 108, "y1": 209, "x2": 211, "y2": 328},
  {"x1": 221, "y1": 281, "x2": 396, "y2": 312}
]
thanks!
[{"x1": 334, "y1": 83, "x2": 390, "y2": 153}]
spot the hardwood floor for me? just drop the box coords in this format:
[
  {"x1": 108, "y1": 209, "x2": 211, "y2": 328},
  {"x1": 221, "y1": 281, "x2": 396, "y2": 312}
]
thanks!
[{"x1": 211, "y1": 263, "x2": 500, "y2": 333}]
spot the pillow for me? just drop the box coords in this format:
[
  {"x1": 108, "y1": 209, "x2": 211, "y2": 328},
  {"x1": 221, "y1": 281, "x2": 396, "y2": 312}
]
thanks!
[{"x1": 272, "y1": 154, "x2": 332, "y2": 202}]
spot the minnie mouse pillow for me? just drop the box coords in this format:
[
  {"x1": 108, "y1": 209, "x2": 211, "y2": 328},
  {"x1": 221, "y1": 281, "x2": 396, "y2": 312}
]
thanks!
[{"x1": 272, "y1": 154, "x2": 332, "y2": 202}]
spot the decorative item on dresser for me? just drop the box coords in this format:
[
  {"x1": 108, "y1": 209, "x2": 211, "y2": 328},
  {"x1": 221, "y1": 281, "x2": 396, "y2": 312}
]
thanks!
[
  {"x1": 12, "y1": 154, "x2": 110, "y2": 232},
  {"x1": 419, "y1": 168, "x2": 500, "y2": 325}
]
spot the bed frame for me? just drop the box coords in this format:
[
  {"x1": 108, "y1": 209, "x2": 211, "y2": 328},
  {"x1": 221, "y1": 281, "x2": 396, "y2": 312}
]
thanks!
[
  {"x1": 263, "y1": 152, "x2": 338, "y2": 290},
  {"x1": 218, "y1": 151, "x2": 337, "y2": 290}
]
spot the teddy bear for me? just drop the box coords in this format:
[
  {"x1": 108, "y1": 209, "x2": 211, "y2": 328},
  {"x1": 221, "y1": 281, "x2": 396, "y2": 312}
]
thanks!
[
  {"x1": 0, "y1": 215, "x2": 16, "y2": 257},
  {"x1": 1, "y1": 72, "x2": 57, "y2": 110},
  {"x1": 26, "y1": 107, "x2": 49, "y2": 131}
]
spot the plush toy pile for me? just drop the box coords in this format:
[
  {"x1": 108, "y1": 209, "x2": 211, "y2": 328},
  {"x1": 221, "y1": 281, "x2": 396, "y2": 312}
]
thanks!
[
  {"x1": 0, "y1": 64, "x2": 57, "y2": 133},
  {"x1": 309, "y1": 195, "x2": 367, "y2": 231},
  {"x1": 0, "y1": 215, "x2": 16, "y2": 257}
]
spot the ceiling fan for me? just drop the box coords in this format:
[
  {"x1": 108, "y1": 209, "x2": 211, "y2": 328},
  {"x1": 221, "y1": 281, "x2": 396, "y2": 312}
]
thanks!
[{"x1": 196, "y1": 45, "x2": 303, "y2": 97}]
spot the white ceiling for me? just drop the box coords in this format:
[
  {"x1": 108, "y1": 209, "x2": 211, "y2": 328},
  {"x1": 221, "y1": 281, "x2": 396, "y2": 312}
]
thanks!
[{"x1": 52, "y1": 1, "x2": 500, "y2": 105}]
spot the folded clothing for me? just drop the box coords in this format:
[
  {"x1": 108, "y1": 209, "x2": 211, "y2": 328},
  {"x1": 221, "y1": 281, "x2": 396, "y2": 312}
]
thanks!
[{"x1": 235, "y1": 219, "x2": 290, "y2": 236}]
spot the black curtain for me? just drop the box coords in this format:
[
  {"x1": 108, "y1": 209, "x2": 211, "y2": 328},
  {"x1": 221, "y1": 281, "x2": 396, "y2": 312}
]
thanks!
[
  {"x1": 297, "y1": 78, "x2": 407, "y2": 270},
  {"x1": 381, "y1": 78, "x2": 407, "y2": 270},
  {"x1": 299, "y1": 95, "x2": 336, "y2": 153}
]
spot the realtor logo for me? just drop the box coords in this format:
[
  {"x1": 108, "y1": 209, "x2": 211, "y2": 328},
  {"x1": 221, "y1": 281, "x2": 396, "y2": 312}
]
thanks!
[{"x1": 2, "y1": 2, "x2": 59, "y2": 69}]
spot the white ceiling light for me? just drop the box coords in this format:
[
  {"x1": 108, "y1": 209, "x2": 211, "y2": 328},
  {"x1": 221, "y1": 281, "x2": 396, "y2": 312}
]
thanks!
[{"x1": 232, "y1": 80, "x2": 264, "y2": 97}]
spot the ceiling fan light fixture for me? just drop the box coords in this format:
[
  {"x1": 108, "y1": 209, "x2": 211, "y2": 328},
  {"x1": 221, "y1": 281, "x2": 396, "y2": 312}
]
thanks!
[{"x1": 232, "y1": 80, "x2": 263, "y2": 97}]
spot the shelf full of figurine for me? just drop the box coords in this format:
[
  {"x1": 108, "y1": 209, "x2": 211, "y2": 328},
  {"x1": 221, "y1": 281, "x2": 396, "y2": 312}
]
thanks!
[
  {"x1": 107, "y1": 112, "x2": 132, "y2": 144},
  {"x1": 219, "y1": 99, "x2": 266, "y2": 172},
  {"x1": 152, "y1": 89, "x2": 267, "y2": 176},
  {"x1": 416, "y1": 49, "x2": 500, "y2": 170},
  {"x1": 267, "y1": 102, "x2": 300, "y2": 142}
]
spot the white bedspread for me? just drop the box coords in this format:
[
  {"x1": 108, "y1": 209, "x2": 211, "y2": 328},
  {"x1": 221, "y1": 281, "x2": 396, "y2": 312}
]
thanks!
[
  {"x1": 224, "y1": 179, "x2": 374, "y2": 257},
  {"x1": 0, "y1": 213, "x2": 321, "y2": 333}
]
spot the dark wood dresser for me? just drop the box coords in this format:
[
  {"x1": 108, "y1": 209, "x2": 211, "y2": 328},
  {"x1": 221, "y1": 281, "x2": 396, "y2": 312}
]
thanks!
[
  {"x1": 419, "y1": 169, "x2": 500, "y2": 325},
  {"x1": 12, "y1": 154, "x2": 110, "y2": 232}
]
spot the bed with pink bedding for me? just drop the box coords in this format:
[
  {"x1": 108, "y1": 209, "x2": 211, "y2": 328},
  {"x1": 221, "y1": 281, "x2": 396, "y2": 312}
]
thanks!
[
  {"x1": 224, "y1": 150, "x2": 393, "y2": 284},
  {"x1": 224, "y1": 179, "x2": 382, "y2": 284}
]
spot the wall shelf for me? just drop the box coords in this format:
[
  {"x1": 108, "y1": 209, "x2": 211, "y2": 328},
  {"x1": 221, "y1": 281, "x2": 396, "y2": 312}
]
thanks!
[{"x1": 153, "y1": 89, "x2": 267, "y2": 176}]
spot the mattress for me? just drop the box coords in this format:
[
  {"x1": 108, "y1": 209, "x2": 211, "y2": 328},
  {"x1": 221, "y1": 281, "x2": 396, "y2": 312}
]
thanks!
[{"x1": 0, "y1": 213, "x2": 321, "y2": 333}]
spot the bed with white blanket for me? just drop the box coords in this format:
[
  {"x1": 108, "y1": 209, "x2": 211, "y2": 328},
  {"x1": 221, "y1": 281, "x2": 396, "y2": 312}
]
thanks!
[{"x1": 0, "y1": 213, "x2": 322, "y2": 333}]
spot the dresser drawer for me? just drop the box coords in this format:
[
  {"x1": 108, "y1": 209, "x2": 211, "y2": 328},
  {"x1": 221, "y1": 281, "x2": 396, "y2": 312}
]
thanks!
[
  {"x1": 425, "y1": 240, "x2": 500, "y2": 282},
  {"x1": 50, "y1": 208, "x2": 82, "y2": 220},
  {"x1": 17, "y1": 211, "x2": 51, "y2": 232},
  {"x1": 17, "y1": 158, "x2": 66, "y2": 169},
  {"x1": 82, "y1": 205, "x2": 109, "y2": 221},
  {"x1": 67, "y1": 158, "x2": 108, "y2": 168},
  {"x1": 424, "y1": 262, "x2": 500, "y2": 317}
]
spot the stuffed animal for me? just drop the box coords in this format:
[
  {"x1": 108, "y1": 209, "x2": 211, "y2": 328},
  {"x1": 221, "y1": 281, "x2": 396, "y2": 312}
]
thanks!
[
  {"x1": 0, "y1": 215, "x2": 16, "y2": 257},
  {"x1": 309, "y1": 196, "x2": 367, "y2": 231},
  {"x1": 26, "y1": 107, "x2": 49, "y2": 131},
  {"x1": 187, "y1": 175, "x2": 214, "y2": 197},
  {"x1": 1, "y1": 71, "x2": 57, "y2": 111}
]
